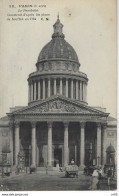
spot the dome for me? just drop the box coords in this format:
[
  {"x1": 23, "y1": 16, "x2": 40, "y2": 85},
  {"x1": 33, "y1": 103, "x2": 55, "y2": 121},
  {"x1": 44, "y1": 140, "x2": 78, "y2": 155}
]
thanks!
[
  {"x1": 37, "y1": 16, "x2": 80, "y2": 67},
  {"x1": 37, "y1": 39, "x2": 79, "y2": 63}
]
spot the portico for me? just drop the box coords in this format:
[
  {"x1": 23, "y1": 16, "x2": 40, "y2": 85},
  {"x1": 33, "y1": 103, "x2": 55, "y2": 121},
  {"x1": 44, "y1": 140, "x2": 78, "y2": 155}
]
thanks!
[{"x1": 9, "y1": 96, "x2": 108, "y2": 170}]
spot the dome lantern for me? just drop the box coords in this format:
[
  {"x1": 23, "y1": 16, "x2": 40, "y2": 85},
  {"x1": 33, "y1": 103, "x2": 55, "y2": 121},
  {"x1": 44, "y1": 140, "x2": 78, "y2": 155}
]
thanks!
[
  {"x1": 36, "y1": 16, "x2": 80, "y2": 69},
  {"x1": 52, "y1": 14, "x2": 65, "y2": 39}
]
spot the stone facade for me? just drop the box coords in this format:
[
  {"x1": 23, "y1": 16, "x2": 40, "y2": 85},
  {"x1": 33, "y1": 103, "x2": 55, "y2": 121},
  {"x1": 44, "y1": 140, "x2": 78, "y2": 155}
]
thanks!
[{"x1": 0, "y1": 16, "x2": 117, "y2": 171}]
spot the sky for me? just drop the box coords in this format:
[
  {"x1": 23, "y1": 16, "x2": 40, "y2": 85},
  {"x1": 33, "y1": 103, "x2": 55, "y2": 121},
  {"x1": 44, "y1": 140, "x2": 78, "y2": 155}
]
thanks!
[{"x1": 0, "y1": 0, "x2": 117, "y2": 118}]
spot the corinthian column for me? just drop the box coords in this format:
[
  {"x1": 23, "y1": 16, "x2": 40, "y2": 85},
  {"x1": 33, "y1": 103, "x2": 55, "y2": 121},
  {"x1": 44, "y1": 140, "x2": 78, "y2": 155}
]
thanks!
[
  {"x1": 47, "y1": 122, "x2": 52, "y2": 166},
  {"x1": 102, "y1": 123, "x2": 107, "y2": 166},
  {"x1": 60, "y1": 78, "x2": 62, "y2": 95},
  {"x1": 79, "y1": 122, "x2": 85, "y2": 169},
  {"x1": 48, "y1": 78, "x2": 51, "y2": 98},
  {"x1": 80, "y1": 81, "x2": 82, "y2": 101},
  {"x1": 31, "y1": 81, "x2": 33, "y2": 101},
  {"x1": 9, "y1": 122, "x2": 14, "y2": 165},
  {"x1": 28, "y1": 83, "x2": 30, "y2": 103},
  {"x1": 34, "y1": 81, "x2": 36, "y2": 100},
  {"x1": 43, "y1": 79, "x2": 45, "y2": 99},
  {"x1": 83, "y1": 82, "x2": 85, "y2": 102},
  {"x1": 66, "y1": 78, "x2": 68, "y2": 98},
  {"x1": 85, "y1": 83, "x2": 87, "y2": 102},
  {"x1": 97, "y1": 122, "x2": 101, "y2": 166},
  {"x1": 54, "y1": 78, "x2": 56, "y2": 95},
  {"x1": 64, "y1": 122, "x2": 69, "y2": 166},
  {"x1": 76, "y1": 80, "x2": 78, "y2": 100},
  {"x1": 31, "y1": 122, "x2": 36, "y2": 167},
  {"x1": 15, "y1": 121, "x2": 20, "y2": 165},
  {"x1": 38, "y1": 80, "x2": 41, "y2": 100},
  {"x1": 71, "y1": 79, "x2": 73, "y2": 99}
]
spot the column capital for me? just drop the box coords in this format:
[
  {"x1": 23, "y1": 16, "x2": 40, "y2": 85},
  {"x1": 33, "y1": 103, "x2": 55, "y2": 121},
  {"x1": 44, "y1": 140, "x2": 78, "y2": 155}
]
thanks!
[
  {"x1": 64, "y1": 121, "x2": 69, "y2": 128},
  {"x1": 9, "y1": 121, "x2": 14, "y2": 129},
  {"x1": 29, "y1": 80, "x2": 32, "y2": 85},
  {"x1": 96, "y1": 122, "x2": 101, "y2": 128},
  {"x1": 31, "y1": 121, "x2": 36, "y2": 128},
  {"x1": 47, "y1": 121, "x2": 53, "y2": 128},
  {"x1": 80, "y1": 121, "x2": 86, "y2": 128},
  {"x1": 102, "y1": 123, "x2": 107, "y2": 129},
  {"x1": 14, "y1": 121, "x2": 20, "y2": 128}
]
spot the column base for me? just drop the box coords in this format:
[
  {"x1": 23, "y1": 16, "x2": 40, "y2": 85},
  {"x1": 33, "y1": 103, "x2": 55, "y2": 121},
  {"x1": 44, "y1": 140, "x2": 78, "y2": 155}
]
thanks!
[
  {"x1": 79, "y1": 164, "x2": 85, "y2": 171},
  {"x1": 96, "y1": 164, "x2": 102, "y2": 168},
  {"x1": 30, "y1": 164, "x2": 36, "y2": 174},
  {"x1": 64, "y1": 163, "x2": 68, "y2": 167},
  {"x1": 47, "y1": 162, "x2": 52, "y2": 167}
]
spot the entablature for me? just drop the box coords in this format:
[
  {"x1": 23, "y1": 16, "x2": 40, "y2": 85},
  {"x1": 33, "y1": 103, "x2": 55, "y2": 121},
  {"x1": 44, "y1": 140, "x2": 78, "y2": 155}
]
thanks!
[{"x1": 28, "y1": 71, "x2": 88, "y2": 82}]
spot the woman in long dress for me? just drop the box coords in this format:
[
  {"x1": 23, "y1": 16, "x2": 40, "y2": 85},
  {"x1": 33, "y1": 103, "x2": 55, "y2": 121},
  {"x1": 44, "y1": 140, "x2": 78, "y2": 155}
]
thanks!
[{"x1": 91, "y1": 169, "x2": 99, "y2": 190}]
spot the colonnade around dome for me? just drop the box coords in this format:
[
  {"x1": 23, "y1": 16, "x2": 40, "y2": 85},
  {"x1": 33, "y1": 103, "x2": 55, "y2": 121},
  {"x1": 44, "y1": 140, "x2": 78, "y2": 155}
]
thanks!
[{"x1": 28, "y1": 77, "x2": 87, "y2": 104}]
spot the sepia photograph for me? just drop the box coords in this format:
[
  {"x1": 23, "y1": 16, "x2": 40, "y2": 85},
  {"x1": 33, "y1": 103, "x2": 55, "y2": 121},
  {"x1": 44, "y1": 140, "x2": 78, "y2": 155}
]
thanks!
[{"x1": 0, "y1": 0, "x2": 117, "y2": 193}]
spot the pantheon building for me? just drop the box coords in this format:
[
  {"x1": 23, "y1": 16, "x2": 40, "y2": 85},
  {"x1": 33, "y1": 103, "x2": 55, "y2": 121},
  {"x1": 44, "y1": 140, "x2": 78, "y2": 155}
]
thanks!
[{"x1": 0, "y1": 17, "x2": 117, "y2": 172}]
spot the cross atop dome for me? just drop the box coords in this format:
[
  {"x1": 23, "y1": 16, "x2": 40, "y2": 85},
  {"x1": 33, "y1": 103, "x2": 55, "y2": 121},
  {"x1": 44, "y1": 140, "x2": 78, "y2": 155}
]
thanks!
[{"x1": 52, "y1": 15, "x2": 65, "y2": 39}]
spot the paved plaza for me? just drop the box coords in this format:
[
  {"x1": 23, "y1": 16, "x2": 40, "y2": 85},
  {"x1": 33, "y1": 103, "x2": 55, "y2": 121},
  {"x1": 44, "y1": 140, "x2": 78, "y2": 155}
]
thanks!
[{"x1": 0, "y1": 172, "x2": 117, "y2": 191}]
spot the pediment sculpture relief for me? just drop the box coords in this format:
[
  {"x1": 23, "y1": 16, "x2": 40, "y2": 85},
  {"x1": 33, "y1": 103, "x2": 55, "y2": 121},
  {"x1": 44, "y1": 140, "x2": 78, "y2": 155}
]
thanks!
[{"x1": 28, "y1": 99, "x2": 91, "y2": 113}]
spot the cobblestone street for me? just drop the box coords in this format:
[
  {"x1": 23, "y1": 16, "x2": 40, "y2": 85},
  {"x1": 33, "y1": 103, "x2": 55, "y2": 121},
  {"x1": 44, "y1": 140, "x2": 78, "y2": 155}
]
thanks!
[{"x1": 0, "y1": 172, "x2": 117, "y2": 191}]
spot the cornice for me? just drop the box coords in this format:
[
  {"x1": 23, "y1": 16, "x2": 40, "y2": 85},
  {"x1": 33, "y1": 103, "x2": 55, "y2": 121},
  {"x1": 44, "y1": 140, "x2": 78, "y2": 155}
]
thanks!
[
  {"x1": 107, "y1": 124, "x2": 117, "y2": 128},
  {"x1": 28, "y1": 71, "x2": 88, "y2": 82},
  {"x1": 13, "y1": 112, "x2": 108, "y2": 117},
  {"x1": 36, "y1": 58, "x2": 80, "y2": 66}
]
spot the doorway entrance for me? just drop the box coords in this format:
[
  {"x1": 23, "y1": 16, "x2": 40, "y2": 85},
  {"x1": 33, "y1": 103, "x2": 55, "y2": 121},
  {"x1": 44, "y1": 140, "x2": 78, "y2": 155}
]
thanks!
[{"x1": 54, "y1": 148, "x2": 62, "y2": 167}]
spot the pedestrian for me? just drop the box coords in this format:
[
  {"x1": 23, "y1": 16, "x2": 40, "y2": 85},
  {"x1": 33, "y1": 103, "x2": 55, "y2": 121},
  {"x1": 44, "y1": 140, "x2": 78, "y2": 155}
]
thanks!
[
  {"x1": 98, "y1": 168, "x2": 103, "y2": 180},
  {"x1": 110, "y1": 167, "x2": 114, "y2": 182},
  {"x1": 107, "y1": 167, "x2": 112, "y2": 186},
  {"x1": 91, "y1": 169, "x2": 99, "y2": 190},
  {"x1": 71, "y1": 159, "x2": 75, "y2": 165}
]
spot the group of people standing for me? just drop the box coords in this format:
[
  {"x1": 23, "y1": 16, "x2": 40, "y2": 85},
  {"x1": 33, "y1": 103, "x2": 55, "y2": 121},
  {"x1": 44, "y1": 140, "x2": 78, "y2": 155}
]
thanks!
[{"x1": 88, "y1": 166, "x2": 115, "y2": 190}]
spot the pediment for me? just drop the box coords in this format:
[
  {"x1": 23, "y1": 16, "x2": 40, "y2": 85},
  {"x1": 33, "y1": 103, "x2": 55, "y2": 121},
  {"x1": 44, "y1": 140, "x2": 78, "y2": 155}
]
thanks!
[
  {"x1": 12, "y1": 96, "x2": 107, "y2": 116},
  {"x1": 27, "y1": 99, "x2": 90, "y2": 114}
]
